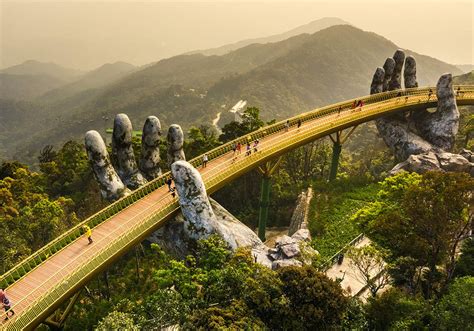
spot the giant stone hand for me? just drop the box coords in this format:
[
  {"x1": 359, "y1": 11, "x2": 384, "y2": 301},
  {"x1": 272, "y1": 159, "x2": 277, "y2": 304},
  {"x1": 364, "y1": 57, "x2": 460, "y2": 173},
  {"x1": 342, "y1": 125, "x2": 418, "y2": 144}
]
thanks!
[
  {"x1": 85, "y1": 115, "x2": 317, "y2": 268},
  {"x1": 370, "y1": 50, "x2": 473, "y2": 175},
  {"x1": 85, "y1": 114, "x2": 163, "y2": 200}
]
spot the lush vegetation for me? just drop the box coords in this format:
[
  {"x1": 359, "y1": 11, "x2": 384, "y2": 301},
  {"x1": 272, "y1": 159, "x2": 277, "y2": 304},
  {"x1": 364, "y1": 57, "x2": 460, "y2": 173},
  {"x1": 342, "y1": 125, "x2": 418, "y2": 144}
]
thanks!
[
  {"x1": 65, "y1": 236, "x2": 352, "y2": 330},
  {"x1": 308, "y1": 179, "x2": 381, "y2": 259},
  {"x1": 1, "y1": 98, "x2": 473, "y2": 329}
]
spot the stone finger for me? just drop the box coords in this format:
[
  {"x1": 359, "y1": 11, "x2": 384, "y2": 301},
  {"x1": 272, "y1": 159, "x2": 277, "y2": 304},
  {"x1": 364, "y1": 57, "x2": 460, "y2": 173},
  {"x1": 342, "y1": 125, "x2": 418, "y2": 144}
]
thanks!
[
  {"x1": 167, "y1": 124, "x2": 186, "y2": 168},
  {"x1": 140, "y1": 116, "x2": 162, "y2": 180},
  {"x1": 85, "y1": 130, "x2": 127, "y2": 201},
  {"x1": 112, "y1": 113, "x2": 147, "y2": 189},
  {"x1": 404, "y1": 55, "x2": 418, "y2": 88},
  {"x1": 388, "y1": 50, "x2": 405, "y2": 91}
]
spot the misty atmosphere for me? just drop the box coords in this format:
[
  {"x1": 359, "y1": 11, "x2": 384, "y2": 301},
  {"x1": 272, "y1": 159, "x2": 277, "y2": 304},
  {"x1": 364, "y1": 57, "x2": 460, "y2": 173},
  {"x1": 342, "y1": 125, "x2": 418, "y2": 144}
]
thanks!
[{"x1": 0, "y1": 1, "x2": 473, "y2": 330}]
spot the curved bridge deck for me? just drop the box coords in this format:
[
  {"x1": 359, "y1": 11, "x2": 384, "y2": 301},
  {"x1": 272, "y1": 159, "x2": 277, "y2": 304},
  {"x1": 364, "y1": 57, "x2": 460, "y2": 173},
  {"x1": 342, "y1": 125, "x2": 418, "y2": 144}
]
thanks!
[{"x1": 1, "y1": 86, "x2": 474, "y2": 330}]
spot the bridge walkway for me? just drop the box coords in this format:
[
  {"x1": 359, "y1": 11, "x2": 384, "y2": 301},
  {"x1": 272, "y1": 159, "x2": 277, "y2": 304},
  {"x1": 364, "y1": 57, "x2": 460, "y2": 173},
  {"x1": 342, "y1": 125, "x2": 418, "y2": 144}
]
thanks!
[{"x1": 2, "y1": 86, "x2": 473, "y2": 329}]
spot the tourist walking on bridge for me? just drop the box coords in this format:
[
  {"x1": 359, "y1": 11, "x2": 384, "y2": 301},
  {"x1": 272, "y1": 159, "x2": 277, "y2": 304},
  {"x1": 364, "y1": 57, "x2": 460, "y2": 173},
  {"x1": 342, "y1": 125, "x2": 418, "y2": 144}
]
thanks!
[
  {"x1": 1, "y1": 289, "x2": 15, "y2": 321},
  {"x1": 246, "y1": 142, "x2": 252, "y2": 156},
  {"x1": 297, "y1": 119, "x2": 302, "y2": 130},
  {"x1": 83, "y1": 225, "x2": 93, "y2": 245},
  {"x1": 202, "y1": 154, "x2": 208, "y2": 168},
  {"x1": 253, "y1": 139, "x2": 259, "y2": 153},
  {"x1": 166, "y1": 176, "x2": 173, "y2": 192},
  {"x1": 285, "y1": 120, "x2": 290, "y2": 132},
  {"x1": 236, "y1": 142, "x2": 242, "y2": 155}
]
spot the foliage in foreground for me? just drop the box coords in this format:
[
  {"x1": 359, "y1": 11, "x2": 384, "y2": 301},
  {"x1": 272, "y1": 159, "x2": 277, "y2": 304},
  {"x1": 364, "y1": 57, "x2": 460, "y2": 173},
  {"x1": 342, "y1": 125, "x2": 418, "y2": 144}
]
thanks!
[{"x1": 89, "y1": 236, "x2": 349, "y2": 330}]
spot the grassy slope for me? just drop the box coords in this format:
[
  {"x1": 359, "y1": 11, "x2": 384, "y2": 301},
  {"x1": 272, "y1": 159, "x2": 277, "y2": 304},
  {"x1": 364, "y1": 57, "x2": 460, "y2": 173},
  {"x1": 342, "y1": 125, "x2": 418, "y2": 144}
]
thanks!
[{"x1": 308, "y1": 181, "x2": 380, "y2": 259}]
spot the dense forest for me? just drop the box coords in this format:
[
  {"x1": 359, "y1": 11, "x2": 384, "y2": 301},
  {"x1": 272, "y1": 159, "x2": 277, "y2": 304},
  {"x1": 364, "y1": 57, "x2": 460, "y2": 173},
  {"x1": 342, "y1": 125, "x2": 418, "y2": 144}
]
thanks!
[{"x1": 1, "y1": 104, "x2": 473, "y2": 329}]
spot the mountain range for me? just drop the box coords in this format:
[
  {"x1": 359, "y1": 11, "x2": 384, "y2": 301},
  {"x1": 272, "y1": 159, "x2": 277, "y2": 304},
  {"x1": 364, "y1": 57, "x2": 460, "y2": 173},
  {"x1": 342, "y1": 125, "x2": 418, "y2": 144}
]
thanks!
[
  {"x1": 186, "y1": 17, "x2": 350, "y2": 56},
  {"x1": 0, "y1": 22, "x2": 464, "y2": 164}
]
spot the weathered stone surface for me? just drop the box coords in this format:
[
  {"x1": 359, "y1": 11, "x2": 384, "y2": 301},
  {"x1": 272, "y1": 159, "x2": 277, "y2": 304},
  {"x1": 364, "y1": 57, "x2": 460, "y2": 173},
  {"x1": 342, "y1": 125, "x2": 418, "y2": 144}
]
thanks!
[
  {"x1": 389, "y1": 152, "x2": 442, "y2": 175},
  {"x1": 414, "y1": 74, "x2": 460, "y2": 151},
  {"x1": 111, "y1": 114, "x2": 147, "y2": 189},
  {"x1": 404, "y1": 56, "x2": 418, "y2": 88},
  {"x1": 437, "y1": 152, "x2": 474, "y2": 173},
  {"x1": 167, "y1": 124, "x2": 186, "y2": 167},
  {"x1": 388, "y1": 50, "x2": 405, "y2": 91},
  {"x1": 375, "y1": 117, "x2": 435, "y2": 161},
  {"x1": 272, "y1": 259, "x2": 303, "y2": 270},
  {"x1": 288, "y1": 188, "x2": 313, "y2": 236},
  {"x1": 382, "y1": 57, "x2": 395, "y2": 92},
  {"x1": 140, "y1": 116, "x2": 162, "y2": 180},
  {"x1": 171, "y1": 160, "x2": 220, "y2": 242},
  {"x1": 85, "y1": 130, "x2": 128, "y2": 201},
  {"x1": 370, "y1": 67, "x2": 385, "y2": 94},
  {"x1": 147, "y1": 198, "x2": 272, "y2": 263},
  {"x1": 291, "y1": 229, "x2": 311, "y2": 243},
  {"x1": 460, "y1": 149, "x2": 474, "y2": 162},
  {"x1": 275, "y1": 235, "x2": 301, "y2": 258}
]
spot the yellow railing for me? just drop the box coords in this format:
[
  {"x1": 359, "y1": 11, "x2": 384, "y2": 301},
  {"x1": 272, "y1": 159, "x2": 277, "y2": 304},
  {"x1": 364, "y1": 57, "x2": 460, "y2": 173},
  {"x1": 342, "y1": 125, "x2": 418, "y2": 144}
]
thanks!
[{"x1": 1, "y1": 85, "x2": 474, "y2": 330}]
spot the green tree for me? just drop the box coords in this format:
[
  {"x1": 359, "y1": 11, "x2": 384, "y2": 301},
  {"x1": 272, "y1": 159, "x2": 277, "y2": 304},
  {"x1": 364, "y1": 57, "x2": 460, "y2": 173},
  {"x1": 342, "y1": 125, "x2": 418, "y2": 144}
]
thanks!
[
  {"x1": 347, "y1": 245, "x2": 390, "y2": 297},
  {"x1": 454, "y1": 238, "x2": 474, "y2": 278},
  {"x1": 355, "y1": 172, "x2": 473, "y2": 297},
  {"x1": 95, "y1": 311, "x2": 139, "y2": 331},
  {"x1": 277, "y1": 266, "x2": 349, "y2": 329},
  {"x1": 365, "y1": 288, "x2": 429, "y2": 330},
  {"x1": 432, "y1": 276, "x2": 474, "y2": 330},
  {"x1": 219, "y1": 107, "x2": 265, "y2": 142},
  {"x1": 185, "y1": 125, "x2": 221, "y2": 159}
]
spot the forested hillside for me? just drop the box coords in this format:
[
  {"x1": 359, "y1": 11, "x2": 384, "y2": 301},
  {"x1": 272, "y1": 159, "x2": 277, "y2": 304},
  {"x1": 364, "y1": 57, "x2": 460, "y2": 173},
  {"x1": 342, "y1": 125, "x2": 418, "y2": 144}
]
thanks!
[
  {"x1": 187, "y1": 17, "x2": 349, "y2": 56},
  {"x1": 0, "y1": 25, "x2": 462, "y2": 164},
  {"x1": 38, "y1": 62, "x2": 137, "y2": 103},
  {"x1": 0, "y1": 74, "x2": 66, "y2": 100},
  {"x1": 1, "y1": 60, "x2": 83, "y2": 81}
]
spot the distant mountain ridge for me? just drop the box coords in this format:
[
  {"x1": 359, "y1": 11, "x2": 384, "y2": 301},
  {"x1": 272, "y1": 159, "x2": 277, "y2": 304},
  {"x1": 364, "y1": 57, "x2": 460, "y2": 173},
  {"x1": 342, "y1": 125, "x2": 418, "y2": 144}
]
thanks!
[
  {"x1": 0, "y1": 25, "x2": 463, "y2": 164},
  {"x1": 0, "y1": 73, "x2": 66, "y2": 100},
  {"x1": 456, "y1": 65, "x2": 474, "y2": 74},
  {"x1": 186, "y1": 17, "x2": 350, "y2": 56},
  {"x1": 1, "y1": 60, "x2": 83, "y2": 82},
  {"x1": 39, "y1": 62, "x2": 137, "y2": 103}
]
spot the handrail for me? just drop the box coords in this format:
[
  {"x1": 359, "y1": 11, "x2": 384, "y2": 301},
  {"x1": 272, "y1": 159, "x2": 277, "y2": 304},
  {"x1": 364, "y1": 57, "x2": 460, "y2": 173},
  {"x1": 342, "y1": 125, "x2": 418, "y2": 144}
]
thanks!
[
  {"x1": 1, "y1": 86, "x2": 473, "y2": 329},
  {"x1": 3, "y1": 85, "x2": 472, "y2": 289},
  {"x1": 2, "y1": 85, "x2": 473, "y2": 288},
  {"x1": 319, "y1": 233, "x2": 366, "y2": 272}
]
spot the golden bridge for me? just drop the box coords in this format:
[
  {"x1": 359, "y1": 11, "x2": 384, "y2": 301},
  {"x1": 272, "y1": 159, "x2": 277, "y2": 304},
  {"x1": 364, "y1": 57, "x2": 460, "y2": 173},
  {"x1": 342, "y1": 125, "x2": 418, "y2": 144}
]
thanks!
[{"x1": 1, "y1": 86, "x2": 473, "y2": 330}]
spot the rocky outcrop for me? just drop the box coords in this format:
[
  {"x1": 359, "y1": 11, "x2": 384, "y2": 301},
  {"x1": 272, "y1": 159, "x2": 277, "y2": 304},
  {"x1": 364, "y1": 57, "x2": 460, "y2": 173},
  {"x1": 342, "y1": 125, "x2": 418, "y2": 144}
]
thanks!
[
  {"x1": 167, "y1": 125, "x2": 186, "y2": 167},
  {"x1": 140, "y1": 116, "x2": 162, "y2": 180},
  {"x1": 85, "y1": 130, "x2": 128, "y2": 201},
  {"x1": 390, "y1": 151, "x2": 474, "y2": 176},
  {"x1": 111, "y1": 114, "x2": 147, "y2": 189}
]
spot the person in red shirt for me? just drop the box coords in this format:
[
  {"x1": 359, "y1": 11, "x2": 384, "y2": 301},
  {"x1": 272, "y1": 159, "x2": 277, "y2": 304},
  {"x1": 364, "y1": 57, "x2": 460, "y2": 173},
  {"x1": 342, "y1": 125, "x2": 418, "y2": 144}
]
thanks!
[{"x1": 0, "y1": 288, "x2": 15, "y2": 321}]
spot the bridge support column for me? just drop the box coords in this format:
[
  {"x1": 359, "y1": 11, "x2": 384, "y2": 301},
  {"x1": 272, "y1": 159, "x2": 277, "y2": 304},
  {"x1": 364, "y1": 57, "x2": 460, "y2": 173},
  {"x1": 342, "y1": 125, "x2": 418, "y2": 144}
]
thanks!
[
  {"x1": 328, "y1": 126, "x2": 358, "y2": 181},
  {"x1": 257, "y1": 157, "x2": 282, "y2": 241},
  {"x1": 43, "y1": 289, "x2": 82, "y2": 330}
]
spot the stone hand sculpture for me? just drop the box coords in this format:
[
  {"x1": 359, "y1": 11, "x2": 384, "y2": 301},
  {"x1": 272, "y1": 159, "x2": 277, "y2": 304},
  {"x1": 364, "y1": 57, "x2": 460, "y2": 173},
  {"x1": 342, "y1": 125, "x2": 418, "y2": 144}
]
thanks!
[
  {"x1": 85, "y1": 114, "x2": 170, "y2": 200},
  {"x1": 85, "y1": 115, "x2": 317, "y2": 268},
  {"x1": 370, "y1": 50, "x2": 473, "y2": 175}
]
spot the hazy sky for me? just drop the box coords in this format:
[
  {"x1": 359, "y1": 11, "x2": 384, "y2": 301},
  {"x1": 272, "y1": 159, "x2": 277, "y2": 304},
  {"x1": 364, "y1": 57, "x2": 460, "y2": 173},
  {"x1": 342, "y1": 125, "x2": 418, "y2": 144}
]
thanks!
[{"x1": 1, "y1": 0, "x2": 472, "y2": 70}]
